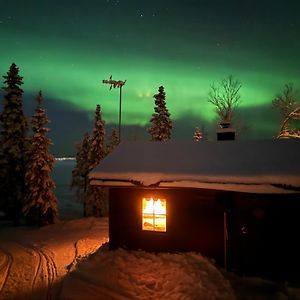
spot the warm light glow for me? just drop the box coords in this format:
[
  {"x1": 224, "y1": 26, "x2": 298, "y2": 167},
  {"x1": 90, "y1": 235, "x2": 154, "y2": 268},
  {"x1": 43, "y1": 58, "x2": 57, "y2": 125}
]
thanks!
[{"x1": 142, "y1": 197, "x2": 166, "y2": 232}]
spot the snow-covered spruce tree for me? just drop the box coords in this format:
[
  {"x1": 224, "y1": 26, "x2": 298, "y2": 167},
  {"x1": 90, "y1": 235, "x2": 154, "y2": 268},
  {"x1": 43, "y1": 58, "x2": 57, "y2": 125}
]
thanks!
[
  {"x1": 105, "y1": 128, "x2": 119, "y2": 156},
  {"x1": 22, "y1": 91, "x2": 58, "y2": 226},
  {"x1": 84, "y1": 104, "x2": 107, "y2": 217},
  {"x1": 148, "y1": 86, "x2": 173, "y2": 141},
  {"x1": 272, "y1": 84, "x2": 300, "y2": 139},
  {"x1": 0, "y1": 63, "x2": 29, "y2": 224},
  {"x1": 71, "y1": 132, "x2": 91, "y2": 202},
  {"x1": 193, "y1": 127, "x2": 203, "y2": 142}
]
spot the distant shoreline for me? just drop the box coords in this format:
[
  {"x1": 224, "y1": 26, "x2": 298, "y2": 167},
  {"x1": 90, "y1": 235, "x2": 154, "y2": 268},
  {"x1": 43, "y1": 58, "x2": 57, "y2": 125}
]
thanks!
[{"x1": 55, "y1": 157, "x2": 76, "y2": 161}]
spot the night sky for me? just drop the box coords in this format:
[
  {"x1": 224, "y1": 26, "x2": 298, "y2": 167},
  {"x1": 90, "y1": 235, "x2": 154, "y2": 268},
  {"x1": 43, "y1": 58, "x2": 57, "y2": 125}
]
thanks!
[{"x1": 1, "y1": 0, "x2": 300, "y2": 154}]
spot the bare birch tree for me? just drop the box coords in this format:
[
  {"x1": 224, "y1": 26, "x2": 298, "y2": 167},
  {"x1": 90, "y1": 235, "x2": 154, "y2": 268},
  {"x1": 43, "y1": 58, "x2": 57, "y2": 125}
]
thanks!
[
  {"x1": 208, "y1": 75, "x2": 242, "y2": 125},
  {"x1": 272, "y1": 84, "x2": 300, "y2": 139}
]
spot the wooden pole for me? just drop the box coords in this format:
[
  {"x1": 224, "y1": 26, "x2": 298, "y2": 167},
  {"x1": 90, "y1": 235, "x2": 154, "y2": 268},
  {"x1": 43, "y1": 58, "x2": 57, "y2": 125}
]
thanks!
[{"x1": 102, "y1": 77, "x2": 126, "y2": 143}]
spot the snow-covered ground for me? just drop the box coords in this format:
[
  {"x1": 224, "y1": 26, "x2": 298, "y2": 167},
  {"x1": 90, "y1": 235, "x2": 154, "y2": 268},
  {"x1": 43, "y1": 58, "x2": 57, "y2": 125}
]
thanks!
[
  {"x1": 0, "y1": 218, "x2": 108, "y2": 300},
  {"x1": 1, "y1": 158, "x2": 300, "y2": 299},
  {"x1": 1, "y1": 217, "x2": 300, "y2": 300}
]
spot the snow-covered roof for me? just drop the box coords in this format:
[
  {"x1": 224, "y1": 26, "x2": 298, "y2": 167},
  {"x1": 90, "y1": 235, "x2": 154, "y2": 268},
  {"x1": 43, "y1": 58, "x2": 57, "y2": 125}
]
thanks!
[{"x1": 89, "y1": 140, "x2": 300, "y2": 193}]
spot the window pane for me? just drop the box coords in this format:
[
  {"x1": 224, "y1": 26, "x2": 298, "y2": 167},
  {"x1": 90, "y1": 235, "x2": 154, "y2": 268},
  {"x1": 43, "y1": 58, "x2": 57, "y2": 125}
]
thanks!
[{"x1": 142, "y1": 197, "x2": 166, "y2": 232}]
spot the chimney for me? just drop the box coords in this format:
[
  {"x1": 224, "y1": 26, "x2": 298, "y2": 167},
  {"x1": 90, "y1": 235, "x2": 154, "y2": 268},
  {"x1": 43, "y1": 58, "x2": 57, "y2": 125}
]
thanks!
[{"x1": 217, "y1": 121, "x2": 235, "y2": 141}]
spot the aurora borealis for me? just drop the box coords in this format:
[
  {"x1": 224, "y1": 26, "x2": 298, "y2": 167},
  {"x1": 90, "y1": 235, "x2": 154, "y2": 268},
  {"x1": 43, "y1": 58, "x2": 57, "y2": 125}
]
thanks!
[{"x1": 1, "y1": 0, "x2": 300, "y2": 153}]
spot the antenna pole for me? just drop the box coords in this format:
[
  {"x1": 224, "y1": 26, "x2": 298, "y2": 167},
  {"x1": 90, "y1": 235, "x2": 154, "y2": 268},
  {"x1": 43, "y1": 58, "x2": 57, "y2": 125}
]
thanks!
[{"x1": 102, "y1": 77, "x2": 126, "y2": 142}]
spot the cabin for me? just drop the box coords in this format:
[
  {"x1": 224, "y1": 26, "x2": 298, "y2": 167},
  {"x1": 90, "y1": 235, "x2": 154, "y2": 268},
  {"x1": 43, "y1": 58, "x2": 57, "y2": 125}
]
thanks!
[{"x1": 89, "y1": 140, "x2": 300, "y2": 280}]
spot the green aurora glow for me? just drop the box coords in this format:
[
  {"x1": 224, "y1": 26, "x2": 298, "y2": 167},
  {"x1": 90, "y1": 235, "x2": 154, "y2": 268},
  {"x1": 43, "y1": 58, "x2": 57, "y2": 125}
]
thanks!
[{"x1": 1, "y1": 0, "x2": 300, "y2": 129}]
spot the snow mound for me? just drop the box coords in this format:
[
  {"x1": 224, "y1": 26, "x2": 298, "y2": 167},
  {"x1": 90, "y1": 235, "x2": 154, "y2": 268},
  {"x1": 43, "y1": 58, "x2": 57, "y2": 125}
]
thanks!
[{"x1": 60, "y1": 248, "x2": 235, "y2": 300}]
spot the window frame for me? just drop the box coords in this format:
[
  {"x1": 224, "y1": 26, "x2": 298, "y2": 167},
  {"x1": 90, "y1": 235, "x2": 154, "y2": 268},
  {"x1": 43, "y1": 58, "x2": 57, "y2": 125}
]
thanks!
[{"x1": 142, "y1": 197, "x2": 167, "y2": 232}]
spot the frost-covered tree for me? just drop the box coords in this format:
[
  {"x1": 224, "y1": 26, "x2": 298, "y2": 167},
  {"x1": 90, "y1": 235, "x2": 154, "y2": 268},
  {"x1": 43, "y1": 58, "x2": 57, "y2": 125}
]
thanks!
[
  {"x1": 105, "y1": 128, "x2": 119, "y2": 156},
  {"x1": 84, "y1": 185, "x2": 109, "y2": 217},
  {"x1": 71, "y1": 132, "x2": 91, "y2": 201},
  {"x1": 0, "y1": 63, "x2": 29, "y2": 224},
  {"x1": 272, "y1": 84, "x2": 300, "y2": 139},
  {"x1": 148, "y1": 86, "x2": 173, "y2": 141},
  {"x1": 193, "y1": 127, "x2": 203, "y2": 142},
  {"x1": 208, "y1": 75, "x2": 242, "y2": 126},
  {"x1": 23, "y1": 91, "x2": 58, "y2": 226},
  {"x1": 88, "y1": 104, "x2": 106, "y2": 170},
  {"x1": 84, "y1": 104, "x2": 107, "y2": 217}
]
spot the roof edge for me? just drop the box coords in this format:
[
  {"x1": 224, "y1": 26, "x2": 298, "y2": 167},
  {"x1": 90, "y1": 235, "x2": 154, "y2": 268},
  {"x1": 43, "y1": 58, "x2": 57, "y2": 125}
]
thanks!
[{"x1": 90, "y1": 179, "x2": 300, "y2": 194}]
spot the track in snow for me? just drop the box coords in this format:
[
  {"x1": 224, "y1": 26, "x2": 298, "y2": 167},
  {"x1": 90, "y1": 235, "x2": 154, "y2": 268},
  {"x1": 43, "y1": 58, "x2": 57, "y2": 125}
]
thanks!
[
  {"x1": 0, "y1": 246, "x2": 13, "y2": 293},
  {"x1": 29, "y1": 246, "x2": 58, "y2": 300},
  {"x1": 0, "y1": 242, "x2": 59, "y2": 300}
]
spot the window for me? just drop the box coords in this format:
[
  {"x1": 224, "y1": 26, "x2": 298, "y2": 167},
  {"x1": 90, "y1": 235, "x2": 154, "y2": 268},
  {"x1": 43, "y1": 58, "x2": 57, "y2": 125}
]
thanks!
[{"x1": 142, "y1": 197, "x2": 166, "y2": 232}]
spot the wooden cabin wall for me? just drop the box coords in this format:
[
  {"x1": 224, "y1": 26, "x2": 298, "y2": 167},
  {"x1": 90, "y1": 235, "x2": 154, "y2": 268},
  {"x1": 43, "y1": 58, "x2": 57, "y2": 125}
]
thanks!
[{"x1": 109, "y1": 187, "x2": 226, "y2": 264}]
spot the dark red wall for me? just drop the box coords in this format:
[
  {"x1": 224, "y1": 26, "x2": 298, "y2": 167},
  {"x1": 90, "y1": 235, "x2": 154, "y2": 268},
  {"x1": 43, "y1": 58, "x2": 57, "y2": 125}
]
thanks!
[{"x1": 109, "y1": 187, "x2": 226, "y2": 264}]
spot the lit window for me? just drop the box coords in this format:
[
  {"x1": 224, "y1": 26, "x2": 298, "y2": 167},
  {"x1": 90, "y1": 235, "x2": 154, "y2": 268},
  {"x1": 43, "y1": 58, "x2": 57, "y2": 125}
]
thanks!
[{"x1": 142, "y1": 197, "x2": 166, "y2": 232}]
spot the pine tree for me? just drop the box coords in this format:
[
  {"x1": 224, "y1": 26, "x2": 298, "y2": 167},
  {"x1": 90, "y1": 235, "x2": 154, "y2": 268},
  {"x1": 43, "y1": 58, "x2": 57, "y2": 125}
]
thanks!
[
  {"x1": 22, "y1": 91, "x2": 58, "y2": 226},
  {"x1": 71, "y1": 132, "x2": 91, "y2": 201},
  {"x1": 0, "y1": 63, "x2": 28, "y2": 224},
  {"x1": 88, "y1": 104, "x2": 106, "y2": 170},
  {"x1": 193, "y1": 127, "x2": 203, "y2": 142},
  {"x1": 148, "y1": 86, "x2": 173, "y2": 141},
  {"x1": 84, "y1": 104, "x2": 107, "y2": 217},
  {"x1": 105, "y1": 128, "x2": 119, "y2": 156}
]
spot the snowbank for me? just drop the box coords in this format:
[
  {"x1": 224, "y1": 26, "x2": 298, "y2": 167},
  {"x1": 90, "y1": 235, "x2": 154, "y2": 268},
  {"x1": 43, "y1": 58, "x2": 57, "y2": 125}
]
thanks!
[{"x1": 60, "y1": 247, "x2": 235, "y2": 300}]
